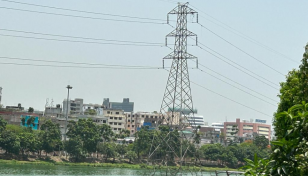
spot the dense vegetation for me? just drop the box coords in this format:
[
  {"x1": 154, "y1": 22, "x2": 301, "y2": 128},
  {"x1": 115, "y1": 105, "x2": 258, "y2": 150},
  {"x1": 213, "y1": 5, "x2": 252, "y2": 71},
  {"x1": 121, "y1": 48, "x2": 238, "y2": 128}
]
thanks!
[
  {"x1": 0, "y1": 117, "x2": 270, "y2": 169},
  {"x1": 242, "y1": 45, "x2": 308, "y2": 175}
]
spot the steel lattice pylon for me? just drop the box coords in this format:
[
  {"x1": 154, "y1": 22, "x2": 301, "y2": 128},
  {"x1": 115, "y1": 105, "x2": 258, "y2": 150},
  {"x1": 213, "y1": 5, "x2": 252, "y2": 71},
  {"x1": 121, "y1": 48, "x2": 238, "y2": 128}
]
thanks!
[{"x1": 147, "y1": 3, "x2": 200, "y2": 176}]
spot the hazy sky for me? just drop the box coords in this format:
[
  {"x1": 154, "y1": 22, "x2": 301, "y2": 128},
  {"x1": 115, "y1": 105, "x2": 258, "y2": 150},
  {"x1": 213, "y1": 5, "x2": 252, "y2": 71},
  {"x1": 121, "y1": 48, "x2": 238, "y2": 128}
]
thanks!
[{"x1": 0, "y1": 0, "x2": 307, "y2": 125}]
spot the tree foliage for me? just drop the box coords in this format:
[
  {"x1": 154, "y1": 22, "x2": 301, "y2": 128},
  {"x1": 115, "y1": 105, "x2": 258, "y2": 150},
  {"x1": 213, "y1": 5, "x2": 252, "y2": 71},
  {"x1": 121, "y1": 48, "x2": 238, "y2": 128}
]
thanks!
[{"x1": 253, "y1": 136, "x2": 269, "y2": 150}]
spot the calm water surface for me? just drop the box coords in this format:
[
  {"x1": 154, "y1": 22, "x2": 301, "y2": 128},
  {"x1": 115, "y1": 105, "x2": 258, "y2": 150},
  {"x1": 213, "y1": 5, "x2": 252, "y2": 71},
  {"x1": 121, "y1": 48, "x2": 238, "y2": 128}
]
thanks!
[{"x1": 0, "y1": 164, "x2": 214, "y2": 175}]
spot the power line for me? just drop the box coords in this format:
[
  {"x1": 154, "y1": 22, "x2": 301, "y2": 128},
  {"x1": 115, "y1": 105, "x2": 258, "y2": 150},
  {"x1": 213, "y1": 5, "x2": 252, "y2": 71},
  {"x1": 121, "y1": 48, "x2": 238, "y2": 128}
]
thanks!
[
  {"x1": 190, "y1": 80, "x2": 272, "y2": 118},
  {"x1": 0, "y1": 56, "x2": 159, "y2": 68},
  {"x1": 0, "y1": 0, "x2": 166, "y2": 22},
  {"x1": 0, "y1": 33, "x2": 164, "y2": 47},
  {"x1": 0, "y1": 6, "x2": 166, "y2": 24},
  {"x1": 196, "y1": 68, "x2": 277, "y2": 106},
  {"x1": 192, "y1": 60, "x2": 278, "y2": 103},
  {"x1": 189, "y1": 37, "x2": 278, "y2": 87},
  {"x1": 195, "y1": 44, "x2": 279, "y2": 90},
  {"x1": 0, "y1": 62, "x2": 164, "y2": 69},
  {"x1": 189, "y1": 3, "x2": 298, "y2": 64},
  {"x1": 0, "y1": 28, "x2": 163, "y2": 45},
  {"x1": 198, "y1": 24, "x2": 285, "y2": 76}
]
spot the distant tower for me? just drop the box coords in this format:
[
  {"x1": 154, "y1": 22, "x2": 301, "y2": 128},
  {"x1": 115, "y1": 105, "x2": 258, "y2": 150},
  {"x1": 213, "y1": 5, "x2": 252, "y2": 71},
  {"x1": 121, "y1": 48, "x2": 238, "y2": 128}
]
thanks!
[{"x1": 0, "y1": 87, "x2": 2, "y2": 105}]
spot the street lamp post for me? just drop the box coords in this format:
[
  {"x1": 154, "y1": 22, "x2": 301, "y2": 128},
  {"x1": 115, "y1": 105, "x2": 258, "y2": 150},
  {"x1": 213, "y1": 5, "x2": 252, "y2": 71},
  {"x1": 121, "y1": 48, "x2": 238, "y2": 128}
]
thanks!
[{"x1": 64, "y1": 85, "x2": 72, "y2": 143}]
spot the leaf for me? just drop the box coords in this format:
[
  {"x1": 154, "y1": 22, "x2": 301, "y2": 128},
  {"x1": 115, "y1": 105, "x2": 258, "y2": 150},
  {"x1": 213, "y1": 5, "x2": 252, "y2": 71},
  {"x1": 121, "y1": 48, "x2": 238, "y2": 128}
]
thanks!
[{"x1": 271, "y1": 141, "x2": 284, "y2": 146}]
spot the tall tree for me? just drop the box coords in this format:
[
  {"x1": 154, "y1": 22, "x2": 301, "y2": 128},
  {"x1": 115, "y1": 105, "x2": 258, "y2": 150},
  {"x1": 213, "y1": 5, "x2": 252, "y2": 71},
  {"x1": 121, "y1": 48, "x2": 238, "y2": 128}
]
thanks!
[
  {"x1": 299, "y1": 43, "x2": 308, "y2": 102},
  {"x1": 253, "y1": 136, "x2": 269, "y2": 150},
  {"x1": 67, "y1": 119, "x2": 101, "y2": 154},
  {"x1": 0, "y1": 117, "x2": 7, "y2": 133},
  {"x1": 40, "y1": 120, "x2": 62, "y2": 156},
  {"x1": 0, "y1": 130, "x2": 20, "y2": 155},
  {"x1": 28, "y1": 107, "x2": 34, "y2": 113}
]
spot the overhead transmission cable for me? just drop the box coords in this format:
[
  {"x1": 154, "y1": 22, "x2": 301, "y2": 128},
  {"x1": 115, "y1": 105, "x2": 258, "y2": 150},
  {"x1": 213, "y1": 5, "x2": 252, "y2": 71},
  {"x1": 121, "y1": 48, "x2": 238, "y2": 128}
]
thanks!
[
  {"x1": 0, "y1": 6, "x2": 166, "y2": 24},
  {"x1": 187, "y1": 37, "x2": 279, "y2": 90},
  {"x1": 197, "y1": 23, "x2": 285, "y2": 76},
  {"x1": 192, "y1": 60, "x2": 278, "y2": 104},
  {"x1": 0, "y1": 28, "x2": 164, "y2": 45},
  {"x1": 197, "y1": 45, "x2": 279, "y2": 90},
  {"x1": 190, "y1": 80, "x2": 272, "y2": 117},
  {"x1": 0, "y1": 56, "x2": 164, "y2": 69},
  {"x1": 0, "y1": 0, "x2": 166, "y2": 22},
  {"x1": 0, "y1": 33, "x2": 164, "y2": 47},
  {"x1": 189, "y1": 3, "x2": 298, "y2": 64}
]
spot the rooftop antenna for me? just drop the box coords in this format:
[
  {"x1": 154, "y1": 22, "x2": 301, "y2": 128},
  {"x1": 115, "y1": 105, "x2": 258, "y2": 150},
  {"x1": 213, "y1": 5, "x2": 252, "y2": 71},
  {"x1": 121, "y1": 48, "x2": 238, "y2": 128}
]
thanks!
[
  {"x1": 50, "y1": 99, "x2": 54, "y2": 108},
  {"x1": 45, "y1": 98, "x2": 49, "y2": 108}
]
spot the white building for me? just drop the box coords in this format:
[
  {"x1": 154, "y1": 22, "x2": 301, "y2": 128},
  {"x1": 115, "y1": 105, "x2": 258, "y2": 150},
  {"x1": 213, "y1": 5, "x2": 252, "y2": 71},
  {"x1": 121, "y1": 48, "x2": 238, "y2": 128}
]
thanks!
[
  {"x1": 211, "y1": 122, "x2": 224, "y2": 129},
  {"x1": 187, "y1": 114, "x2": 206, "y2": 127}
]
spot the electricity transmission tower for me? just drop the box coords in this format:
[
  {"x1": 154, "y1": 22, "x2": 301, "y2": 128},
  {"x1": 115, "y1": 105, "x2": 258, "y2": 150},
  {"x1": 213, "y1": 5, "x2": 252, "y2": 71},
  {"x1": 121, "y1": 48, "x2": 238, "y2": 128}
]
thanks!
[{"x1": 147, "y1": 2, "x2": 200, "y2": 175}]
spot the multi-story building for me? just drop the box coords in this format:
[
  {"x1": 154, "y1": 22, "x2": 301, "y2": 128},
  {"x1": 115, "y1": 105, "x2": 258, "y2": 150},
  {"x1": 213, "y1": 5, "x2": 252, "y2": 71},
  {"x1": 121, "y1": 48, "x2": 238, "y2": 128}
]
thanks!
[
  {"x1": 199, "y1": 127, "x2": 223, "y2": 145},
  {"x1": 168, "y1": 108, "x2": 197, "y2": 115},
  {"x1": 187, "y1": 114, "x2": 206, "y2": 127},
  {"x1": 44, "y1": 104, "x2": 62, "y2": 117},
  {"x1": 125, "y1": 111, "x2": 161, "y2": 135},
  {"x1": 103, "y1": 98, "x2": 134, "y2": 112},
  {"x1": 103, "y1": 108, "x2": 126, "y2": 134},
  {"x1": 223, "y1": 118, "x2": 271, "y2": 141},
  {"x1": 63, "y1": 98, "x2": 83, "y2": 115},
  {"x1": 211, "y1": 122, "x2": 224, "y2": 129},
  {"x1": 83, "y1": 103, "x2": 104, "y2": 116}
]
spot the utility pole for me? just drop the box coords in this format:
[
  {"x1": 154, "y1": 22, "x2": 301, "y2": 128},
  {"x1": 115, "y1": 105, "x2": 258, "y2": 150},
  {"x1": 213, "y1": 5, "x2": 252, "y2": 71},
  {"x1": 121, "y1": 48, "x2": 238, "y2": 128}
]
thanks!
[
  {"x1": 147, "y1": 3, "x2": 198, "y2": 175},
  {"x1": 64, "y1": 85, "x2": 72, "y2": 143}
]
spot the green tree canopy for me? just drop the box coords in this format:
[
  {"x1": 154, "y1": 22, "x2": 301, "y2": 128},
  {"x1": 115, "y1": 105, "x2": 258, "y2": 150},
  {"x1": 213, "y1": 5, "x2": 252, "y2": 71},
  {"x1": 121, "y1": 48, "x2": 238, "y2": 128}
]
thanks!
[{"x1": 253, "y1": 136, "x2": 269, "y2": 150}]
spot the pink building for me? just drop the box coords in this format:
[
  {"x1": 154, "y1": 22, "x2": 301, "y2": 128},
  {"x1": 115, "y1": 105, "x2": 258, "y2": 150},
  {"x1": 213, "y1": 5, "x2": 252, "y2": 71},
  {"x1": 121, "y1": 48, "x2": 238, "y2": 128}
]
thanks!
[{"x1": 223, "y1": 118, "x2": 271, "y2": 141}]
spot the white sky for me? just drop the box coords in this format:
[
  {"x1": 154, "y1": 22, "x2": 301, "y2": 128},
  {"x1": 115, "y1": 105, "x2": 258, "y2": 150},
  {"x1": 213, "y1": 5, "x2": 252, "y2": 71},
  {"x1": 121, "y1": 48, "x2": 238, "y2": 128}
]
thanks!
[{"x1": 0, "y1": 0, "x2": 307, "y2": 125}]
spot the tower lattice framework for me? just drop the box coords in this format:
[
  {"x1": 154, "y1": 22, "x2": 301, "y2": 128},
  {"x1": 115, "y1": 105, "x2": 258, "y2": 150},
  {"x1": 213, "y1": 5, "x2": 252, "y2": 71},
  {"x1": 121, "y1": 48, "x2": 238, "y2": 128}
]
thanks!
[{"x1": 147, "y1": 3, "x2": 200, "y2": 175}]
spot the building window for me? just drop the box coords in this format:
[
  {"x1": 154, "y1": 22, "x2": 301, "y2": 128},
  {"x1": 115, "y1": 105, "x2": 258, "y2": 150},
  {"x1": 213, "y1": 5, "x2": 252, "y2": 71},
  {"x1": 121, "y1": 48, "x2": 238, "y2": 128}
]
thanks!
[
  {"x1": 142, "y1": 115, "x2": 144, "y2": 118},
  {"x1": 114, "y1": 117, "x2": 118, "y2": 120},
  {"x1": 118, "y1": 123, "x2": 122, "y2": 125},
  {"x1": 132, "y1": 125, "x2": 135, "y2": 127},
  {"x1": 119, "y1": 117, "x2": 122, "y2": 120},
  {"x1": 151, "y1": 116, "x2": 153, "y2": 118},
  {"x1": 146, "y1": 115, "x2": 149, "y2": 118},
  {"x1": 107, "y1": 111, "x2": 110, "y2": 114},
  {"x1": 132, "y1": 120, "x2": 135, "y2": 122},
  {"x1": 114, "y1": 123, "x2": 118, "y2": 125},
  {"x1": 116, "y1": 112, "x2": 119, "y2": 114},
  {"x1": 155, "y1": 116, "x2": 157, "y2": 118},
  {"x1": 110, "y1": 117, "x2": 113, "y2": 119},
  {"x1": 109, "y1": 122, "x2": 113, "y2": 125},
  {"x1": 132, "y1": 115, "x2": 135, "y2": 117},
  {"x1": 118, "y1": 128, "x2": 121, "y2": 130},
  {"x1": 103, "y1": 120, "x2": 106, "y2": 123},
  {"x1": 131, "y1": 130, "x2": 134, "y2": 133},
  {"x1": 128, "y1": 115, "x2": 130, "y2": 117},
  {"x1": 128, "y1": 125, "x2": 130, "y2": 127},
  {"x1": 128, "y1": 120, "x2": 130, "y2": 122},
  {"x1": 114, "y1": 128, "x2": 117, "y2": 131}
]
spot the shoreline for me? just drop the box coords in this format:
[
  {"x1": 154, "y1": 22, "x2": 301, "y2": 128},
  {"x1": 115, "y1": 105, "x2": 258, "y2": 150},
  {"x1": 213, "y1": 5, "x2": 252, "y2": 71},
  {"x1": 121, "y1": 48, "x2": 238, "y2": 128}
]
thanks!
[{"x1": 0, "y1": 159, "x2": 238, "y2": 172}]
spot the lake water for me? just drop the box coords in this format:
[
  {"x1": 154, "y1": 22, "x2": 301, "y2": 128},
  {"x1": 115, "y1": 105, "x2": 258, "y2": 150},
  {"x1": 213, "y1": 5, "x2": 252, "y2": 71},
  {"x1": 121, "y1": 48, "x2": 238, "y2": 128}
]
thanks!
[{"x1": 0, "y1": 164, "x2": 215, "y2": 176}]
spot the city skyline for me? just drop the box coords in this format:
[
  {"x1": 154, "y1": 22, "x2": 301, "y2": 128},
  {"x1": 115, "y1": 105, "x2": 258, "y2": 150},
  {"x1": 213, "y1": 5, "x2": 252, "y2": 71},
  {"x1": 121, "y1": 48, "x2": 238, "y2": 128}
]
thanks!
[{"x1": 1, "y1": 0, "x2": 307, "y2": 125}]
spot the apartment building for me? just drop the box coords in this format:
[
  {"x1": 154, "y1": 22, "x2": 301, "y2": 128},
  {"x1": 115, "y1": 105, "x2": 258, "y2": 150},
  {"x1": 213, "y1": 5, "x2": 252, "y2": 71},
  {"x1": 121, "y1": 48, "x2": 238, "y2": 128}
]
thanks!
[
  {"x1": 63, "y1": 98, "x2": 83, "y2": 115},
  {"x1": 103, "y1": 109, "x2": 126, "y2": 134},
  {"x1": 224, "y1": 118, "x2": 271, "y2": 141},
  {"x1": 103, "y1": 98, "x2": 134, "y2": 112},
  {"x1": 125, "y1": 111, "x2": 161, "y2": 135}
]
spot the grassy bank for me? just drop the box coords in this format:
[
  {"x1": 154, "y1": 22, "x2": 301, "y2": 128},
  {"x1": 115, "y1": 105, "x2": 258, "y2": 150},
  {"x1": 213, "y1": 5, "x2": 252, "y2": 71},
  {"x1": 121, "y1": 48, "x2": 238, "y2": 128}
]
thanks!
[{"x1": 0, "y1": 159, "x2": 238, "y2": 172}]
